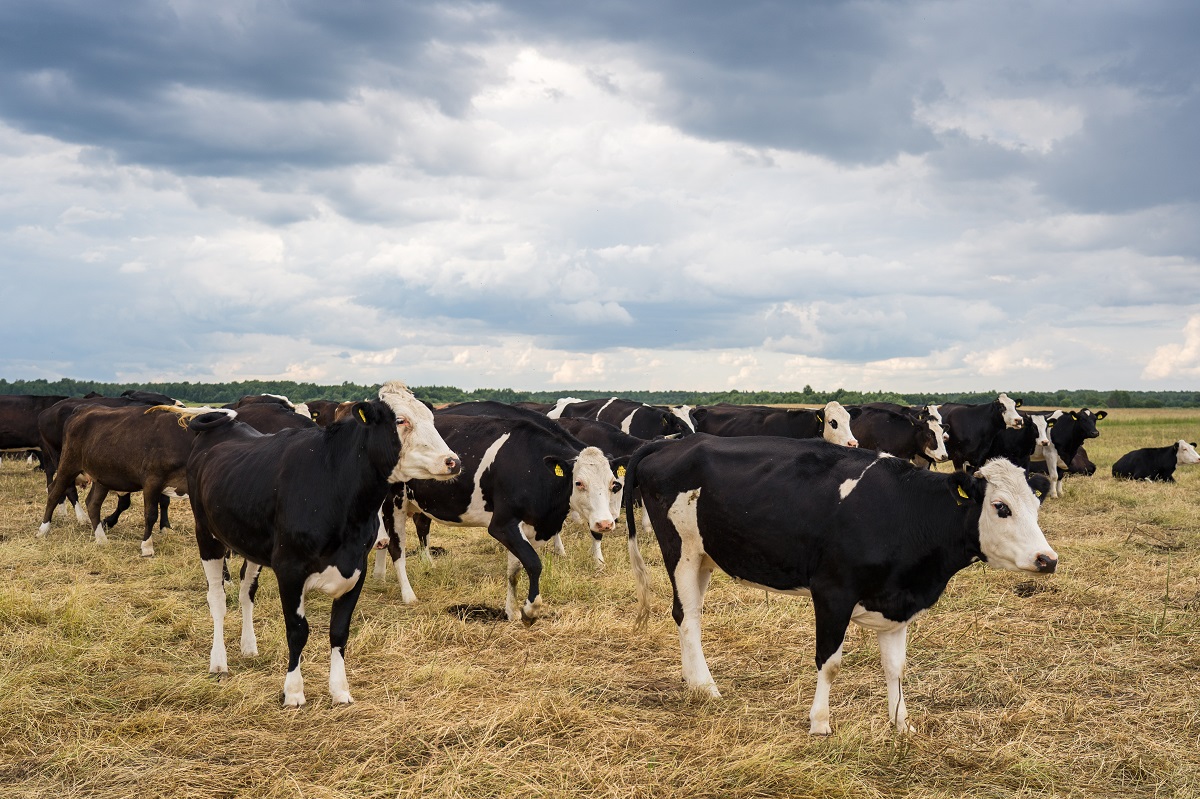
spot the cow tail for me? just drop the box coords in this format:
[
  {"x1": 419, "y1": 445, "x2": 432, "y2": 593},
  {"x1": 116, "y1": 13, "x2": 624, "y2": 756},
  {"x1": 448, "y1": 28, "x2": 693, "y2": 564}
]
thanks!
[{"x1": 624, "y1": 439, "x2": 671, "y2": 629}]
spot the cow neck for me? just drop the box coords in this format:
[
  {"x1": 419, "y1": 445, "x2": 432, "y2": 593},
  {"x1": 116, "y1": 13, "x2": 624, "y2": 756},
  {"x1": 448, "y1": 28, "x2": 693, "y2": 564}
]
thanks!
[{"x1": 323, "y1": 421, "x2": 394, "y2": 509}]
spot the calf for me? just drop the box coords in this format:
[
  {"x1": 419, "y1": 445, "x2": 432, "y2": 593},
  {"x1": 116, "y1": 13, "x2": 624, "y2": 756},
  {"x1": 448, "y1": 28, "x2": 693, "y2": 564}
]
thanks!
[
  {"x1": 1112, "y1": 440, "x2": 1200, "y2": 482},
  {"x1": 691, "y1": 401, "x2": 860, "y2": 446},
  {"x1": 36, "y1": 404, "x2": 213, "y2": 556},
  {"x1": 392, "y1": 414, "x2": 621, "y2": 620},
  {"x1": 551, "y1": 397, "x2": 693, "y2": 439},
  {"x1": 941, "y1": 393, "x2": 1024, "y2": 471},
  {"x1": 186, "y1": 381, "x2": 460, "y2": 706},
  {"x1": 850, "y1": 405, "x2": 948, "y2": 465},
  {"x1": 624, "y1": 435, "x2": 1055, "y2": 734}
]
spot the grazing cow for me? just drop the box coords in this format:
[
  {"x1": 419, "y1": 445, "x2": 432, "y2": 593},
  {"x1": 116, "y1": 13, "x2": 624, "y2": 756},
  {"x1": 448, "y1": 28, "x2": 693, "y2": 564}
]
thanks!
[
  {"x1": 1112, "y1": 440, "x2": 1200, "y2": 482},
  {"x1": 624, "y1": 435, "x2": 1056, "y2": 734},
  {"x1": 186, "y1": 381, "x2": 460, "y2": 706},
  {"x1": 986, "y1": 411, "x2": 1054, "y2": 470},
  {"x1": 691, "y1": 402, "x2": 860, "y2": 447},
  {"x1": 940, "y1": 394, "x2": 1024, "y2": 472},
  {"x1": 392, "y1": 414, "x2": 621, "y2": 619},
  {"x1": 38, "y1": 392, "x2": 184, "y2": 522},
  {"x1": 550, "y1": 397, "x2": 693, "y2": 439},
  {"x1": 0, "y1": 394, "x2": 68, "y2": 467},
  {"x1": 36, "y1": 404, "x2": 215, "y2": 556},
  {"x1": 850, "y1": 405, "x2": 948, "y2": 465}
]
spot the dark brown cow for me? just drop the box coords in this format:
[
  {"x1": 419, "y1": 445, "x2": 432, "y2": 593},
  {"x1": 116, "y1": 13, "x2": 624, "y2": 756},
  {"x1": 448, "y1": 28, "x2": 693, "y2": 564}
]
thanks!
[
  {"x1": 305, "y1": 399, "x2": 345, "y2": 427},
  {"x1": 0, "y1": 394, "x2": 68, "y2": 466},
  {"x1": 36, "y1": 405, "x2": 218, "y2": 556}
]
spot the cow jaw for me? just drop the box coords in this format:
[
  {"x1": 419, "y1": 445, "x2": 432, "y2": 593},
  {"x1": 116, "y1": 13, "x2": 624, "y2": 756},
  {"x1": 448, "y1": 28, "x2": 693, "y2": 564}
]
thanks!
[
  {"x1": 379, "y1": 382, "x2": 461, "y2": 482},
  {"x1": 975, "y1": 459, "x2": 1057, "y2": 573},
  {"x1": 569, "y1": 447, "x2": 618, "y2": 533}
]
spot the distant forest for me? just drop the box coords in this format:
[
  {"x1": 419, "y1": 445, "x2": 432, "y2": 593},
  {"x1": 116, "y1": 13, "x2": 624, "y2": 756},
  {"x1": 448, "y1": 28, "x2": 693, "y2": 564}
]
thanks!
[{"x1": 1, "y1": 377, "x2": 1196, "y2": 408}]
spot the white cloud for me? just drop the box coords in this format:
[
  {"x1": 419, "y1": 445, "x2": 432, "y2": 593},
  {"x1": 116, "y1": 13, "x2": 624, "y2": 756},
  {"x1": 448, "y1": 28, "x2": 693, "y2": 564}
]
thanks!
[{"x1": 1144, "y1": 315, "x2": 1200, "y2": 380}]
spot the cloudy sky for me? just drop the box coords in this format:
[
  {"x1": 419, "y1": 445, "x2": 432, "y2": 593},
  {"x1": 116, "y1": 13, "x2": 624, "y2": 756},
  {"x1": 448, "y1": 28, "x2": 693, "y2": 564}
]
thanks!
[{"x1": 2, "y1": 1, "x2": 1198, "y2": 392}]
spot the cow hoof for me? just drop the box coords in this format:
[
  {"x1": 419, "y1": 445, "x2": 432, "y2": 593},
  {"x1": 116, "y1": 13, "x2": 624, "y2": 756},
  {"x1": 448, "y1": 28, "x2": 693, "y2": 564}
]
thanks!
[
  {"x1": 240, "y1": 641, "x2": 258, "y2": 657},
  {"x1": 809, "y1": 722, "x2": 833, "y2": 736},
  {"x1": 140, "y1": 541, "x2": 155, "y2": 557},
  {"x1": 331, "y1": 690, "x2": 354, "y2": 705},
  {"x1": 36, "y1": 522, "x2": 50, "y2": 538},
  {"x1": 160, "y1": 526, "x2": 174, "y2": 536},
  {"x1": 282, "y1": 695, "x2": 306, "y2": 708}
]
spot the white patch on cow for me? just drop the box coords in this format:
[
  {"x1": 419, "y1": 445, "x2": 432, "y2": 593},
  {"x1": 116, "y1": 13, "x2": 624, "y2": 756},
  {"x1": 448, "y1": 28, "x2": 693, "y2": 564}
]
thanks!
[
  {"x1": 94, "y1": 523, "x2": 108, "y2": 544},
  {"x1": 140, "y1": 538, "x2": 154, "y2": 557},
  {"x1": 591, "y1": 537, "x2": 605, "y2": 566},
  {"x1": 374, "y1": 509, "x2": 389, "y2": 550},
  {"x1": 926, "y1": 404, "x2": 943, "y2": 425},
  {"x1": 667, "y1": 488, "x2": 720, "y2": 698},
  {"x1": 329, "y1": 647, "x2": 353, "y2": 704},
  {"x1": 809, "y1": 643, "x2": 842, "y2": 735},
  {"x1": 162, "y1": 487, "x2": 187, "y2": 499},
  {"x1": 570, "y1": 447, "x2": 618, "y2": 533},
  {"x1": 240, "y1": 562, "x2": 261, "y2": 656},
  {"x1": 849, "y1": 605, "x2": 916, "y2": 733},
  {"x1": 202, "y1": 558, "x2": 229, "y2": 674},
  {"x1": 976, "y1": 459, "x2": 1057, "y2": 572},
  {"x1": 36, "y1": 521, "x2": 51, "y2": 538},
  {"x1": 922, "y1": 418, "x2": 949, "y2": 462},
  {"x1": 464, "y1": 433, "x2": 509, "y2": 526},
  {"x1": 596, "y1": 397, "x2": 619, "y2": 419},
  {"x1": 821, "y1": 401, "x2": 858, "y2": 447},
  {"x1": 74, "y1": 501, "x2": 88, "y2": 524},
  {"x1": 293, "y1": 402, "x2": 310, "y2": 419},
  {"x1": 303, "y1": 565, "x2": 361, "y2": 600},
  {"x1": 393, "y1": 521, "x2": 418, "y2": 605},
  {"x1": 670, "y1": 405, "x2": 697, "y2": 432},
  {"x1": 546, "y1": 397, "x2": 584, "y2": 419},
  {"x1": 997, "y1": 393, "x2": 1022, "y2": 429},
  {"x1": 283, "y1": 666, "x2": 305, "y2": 707},
  {"x1": 261, "y1": 393, "x2": 294, "y2": 408},
  {"x1": 1029, "y1": 415, "x2": 1051, "y2": 449},
  {"x1": 618, "y1": 408, "x2": 637, "y2": 435},
  {"x1": 838, "y1": 456, "x2": 888, "y2": 500},
  {"x1": 1176, "y1": 440, "x2": 1200, "y2": 465},
  {"x1": 379, "y1": 381, "x2": 461, "y2": 482}
]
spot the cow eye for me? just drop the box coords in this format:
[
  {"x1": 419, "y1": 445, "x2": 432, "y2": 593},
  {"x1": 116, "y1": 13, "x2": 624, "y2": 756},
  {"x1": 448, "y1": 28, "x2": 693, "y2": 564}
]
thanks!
[
  {"x1": 829, "y1": 420, "x2": 838, "y2": 429},
  {"x1": 993, "y1": 501, "x2": 1011, "y2": 518},
  {"x1": 575, "y1": 480, "x2": 585, "y2": 489},
  {"x1": 396, "y1": 417, "x2": 409, "y2": 427},
  {"x1": 611, "y1": 481, "x2": 622, "y2": 494}
]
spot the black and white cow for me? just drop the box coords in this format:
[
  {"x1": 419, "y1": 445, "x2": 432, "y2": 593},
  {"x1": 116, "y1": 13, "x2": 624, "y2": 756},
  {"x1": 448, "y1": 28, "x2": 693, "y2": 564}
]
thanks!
[
  {"x1": 185, "y1": 381, "x2": 460, "y2": 706},
  {"x1": 1112, "y1": 440, "x2": 1200, "y2": 482},
  {"x1": 985, "y1": 411, "x2": 1055, "y2": 471},
  {"x1": 1037, "y1": 409, "x2": 1107, "y2": 497},
  {"x1": 940, "y1": 393, "x2": 1024, "y2": 472},
  {"x1": 850, "y1": 405, "x2": 948, "y2": 465},
  {"x1": 690, "y1": 401, "x2": 860, "y2": 446},
  {"x1": 624, "y1": 435, "x2": 1055, "y2": 734},
  {"x1": 391, "y1": 414, "x2": 621, "y2": 620},
  {"x1": 549, "y1": 397, "x2": 693, "y2": 439}
]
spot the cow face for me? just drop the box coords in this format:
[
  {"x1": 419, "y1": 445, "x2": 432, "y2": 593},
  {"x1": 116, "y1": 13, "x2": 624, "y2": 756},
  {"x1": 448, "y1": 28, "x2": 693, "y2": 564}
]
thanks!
[
  {"x1": 1029, "y1": 414, "x2": 1052, "y2": 449},
  {"x1": 548, "y1": 446, "x2": 619, "y2": 533},
  {"x1": 379, "y1": 381, "x2": 461, "y2": 482},
  {"x1": 669, "y1": 405, "x2": 697, "y2": 433},
  {"x1": 1176, "y1": 440, "x2": 1200, "y2": 465},
  {"x1": 819, "y1": 401, "x2": 859, "y2": 447},
  {"x1": 997, "y1": 393, "x2": 1023, "y2": 429},
  {"x1": 918, "y1": 416, "x2": 949, "y2": 462},
  {"x1": 1070, "y1": 409, "x2": 1107, "y2": 439},
  {"x1": 954, "y1": 459, "x2": 1057, "y2": 574}
]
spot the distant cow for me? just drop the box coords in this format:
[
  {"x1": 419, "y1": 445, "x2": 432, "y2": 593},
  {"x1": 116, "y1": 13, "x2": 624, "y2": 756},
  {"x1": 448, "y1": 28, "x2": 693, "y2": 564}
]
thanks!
[
  {"x1": 940, "y1": 394, "x2": 1024, "y2": 471},
  {"x1": 624, "y1": 435, "x2": 1056, "y2": 734},
  {"x1": 0, "y1": 394, "x2": 68, "y2": 467},
  {"x1": 1112, "y1": 440, "x2": 1200, "y2": 482},
  {"x1": 229, "y1": 401, "x2": 318, "y2": 434},
  {"x1": 392, "y1": 414, "x2": 621, "y2": 619},
  {"x1": 691, "y1": 401, "x2": 860, "y2": 447},
  {"x1": 550, "y1": 397, "x2": 693, "y2": 439},
  {"x1": 186, "y1": 381, "x2": 460, "y2": 707},
  {"x1": 850, "y1": 405, "x2": 948, "y2": 465},
  {"x1": 36, "y1": 404, "x2": 213, "y2": 556},
  {"x1": 304, "y1": 399, "x2": 344, "y2": 427}
]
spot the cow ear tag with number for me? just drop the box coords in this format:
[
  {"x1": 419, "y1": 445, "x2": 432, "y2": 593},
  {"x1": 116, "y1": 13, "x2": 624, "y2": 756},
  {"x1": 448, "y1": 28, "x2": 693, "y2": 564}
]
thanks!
[
  {"x1": 955, "y1": 484, "x2": 970, "y2": 506},
  {"x1": 554, "y1": 464, "x2": 565, "y2": 477},
  {"x1": 617, "y1": 465, "x2": 626, "y2": 477},
  {"x1": 357, "y1": 408, "x2": 367, "y2": 423}
]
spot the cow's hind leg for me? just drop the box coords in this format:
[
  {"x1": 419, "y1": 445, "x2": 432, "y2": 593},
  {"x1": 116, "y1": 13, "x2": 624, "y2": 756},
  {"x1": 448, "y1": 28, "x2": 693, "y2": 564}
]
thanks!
[
  {"x1": 85, "y1": 482, "x2": 111, "y2": 544},
  {"x1": 809, "y1": 594, "x2": 855, "y2": 735},
  {"x1": 327, "y1": 571, "x2": 367, "y2": 704},
  {"x1": 200, "y1": 555, "x2": 229, "y2": 676},
  {"x1": 140, "y1": 487, "x2": 163, "y2": 556},
  {"x1": 662, "y1": 489, "x2": 719, "y2": 697},
  {"x1": 102, "y1": 492, "x2": 132, "y2": 531},
  {"x1": 239, "y1": 560, "x2": 262, "y2": 657},
  {"x1": 851, "y1": 606, "x2": 914, "y2": 733}
]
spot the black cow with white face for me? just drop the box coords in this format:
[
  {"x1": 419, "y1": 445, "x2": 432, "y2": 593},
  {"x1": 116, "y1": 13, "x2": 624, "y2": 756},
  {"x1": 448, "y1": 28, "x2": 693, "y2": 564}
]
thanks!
[
  {"x1": 850, "y1": 405, "x2": 948, "y2": 465},
  {"x1": 549, "y1": 397, "x2": 693, "y2": 439},
  {"x1": 1039, "y1": 409, "x2": 1106, "y2": 497},
  {"x1": 986, "y1": 411, "x2": 1055, "y2": 470},
  {"x1": 392, "y1": 414, "x2": 622, "y2": 620},
  {"x1": 1112, "y1": 440, "x2": 1200, "y2": 482},
  {"x1": 941, "y1": 393, "x2": 1024, "y2": 472},
  {"x1": 624, "y1": 435, "x2": 1055, "y2": 735},
  {"x1": 690, "y1": 402, "x2": 860, "y2": 446},
  {"x1": 186, "y1": 382, "x2": 460, "y2": 707}
]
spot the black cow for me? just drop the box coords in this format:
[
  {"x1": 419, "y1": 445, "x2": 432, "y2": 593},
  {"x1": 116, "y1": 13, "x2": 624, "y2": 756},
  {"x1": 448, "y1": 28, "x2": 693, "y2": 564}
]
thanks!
[
  {"x1": 230, "y1": 401, "x2": 318, "y2": 434},
  {"x1": 850, "y1": 405, "x2": 948, "y2": 465},
  {"x1": 549, "y1": 397, "x2": 693, "y2": 439},
  {"x1": 1112, "y1": 440, "x2": 1200, "y2": 482},
  {"x1": 985, "y1": 411, "x2": 1055, "y2": 470},
  {"x1": 186, "y1": 382, "x2": 460, "y2": 706},
  {"x1": 0, "y1": 394, "x2": 68, "y2": 467},
  {"x1": 305, "y1": 399, "x2": 344, "y2": 427},
  {"x1": 389, "y1": 414, "x2": 621, "y2": 620},
  {"x1": 624, "y1": 435, "x2": 1055, "y2": 734},
  {"x1": 690, "y1": 402, "x2": 860, "y2": 446},
  {"x1": 1038, "y1": 409, "x2": 1107, "y2": 497},
  {"x1": 1069, "y1": 446, "x2": 1097, "y2": 476},
  {"x1": 940, "y1": 394, "x2": 1024, "y2": 471}
]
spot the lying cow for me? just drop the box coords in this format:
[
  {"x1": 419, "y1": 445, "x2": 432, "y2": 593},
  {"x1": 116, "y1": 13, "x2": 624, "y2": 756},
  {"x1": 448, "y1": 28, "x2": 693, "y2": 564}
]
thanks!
[
  {"x1": 690, "y1": 401, "x2": 860, "y2": 446},
  {"x1": 624, "y1": 435, "x2": 1055, "y2": 734},
  {"x1": 1112, "y1": 440, "x2": 1200, "y2": 482},
  {"x1": 186, "y1": 381, "x2": 460, "y2": 706}
]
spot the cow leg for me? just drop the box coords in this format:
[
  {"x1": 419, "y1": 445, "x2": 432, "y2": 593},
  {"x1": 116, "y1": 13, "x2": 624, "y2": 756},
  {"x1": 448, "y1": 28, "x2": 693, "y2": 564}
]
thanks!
[
  {"x1": 493, "y1": 519, "x2": 543, "y2": 623},
  {"x1": 383, "y1": 506, "x2": 417, "y2": 604},
  {"x1": 102, "y1": 492, "x2": 133, "y2": 531},
  {"x1": 37, "y1": 463, "x2": 81, "y2": 538},
  {"x1": 201, "y1": 555, "x2": 229, "y2": 675},
  {"x1": 85, "y1": 483, "x2": 111, "y2": 544},
  {"x1": 327, "y1": 571, "x2": 367, "y2": 704},
  {"x1": 414, "y1": 512, "x2": 435, "y2": 567},
  {"x1": 239, "y1": 560, "x2": 261, "y2": 657},
  {"x1": 374, "y1": 502, "x2": 394, "y2": 581},
  {"x1": 590, "y1": 531, "x2": 605, "y2": 566},
  {"x1": 157, "y1": 496, "x2": 172, "y2": 534},
  {"x1": 671, "y1": 549, "x2": 719, "y2": 698},
  {"x1": 809, "y1": 596, "x2": 855, "y2": 735},
  {"x1": 69, "y1": 483, "x2": 87, "y2": 524},
  {"x1": 877, "y1": 624, "x2": 913, "y2": 733},
  {"x1": 140, "y1": 487, "x2": 163, "y2": 557},
  {"x1": 551, "y1": 532, "x2": 567, "y2": 556},
  {"x1": 277, "y1": 575, "x2": 310, "y2": 707}
]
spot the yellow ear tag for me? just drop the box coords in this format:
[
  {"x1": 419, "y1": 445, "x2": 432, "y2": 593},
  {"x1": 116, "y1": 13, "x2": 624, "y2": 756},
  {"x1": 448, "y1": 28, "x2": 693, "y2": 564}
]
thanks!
[
  {"x1": 357, "y1": 408, "x2": 367, "y2": 423},
  {"x1": 554, "y1": 464, "x2": 565, "y2": 477},
  {"x1": 957, "y1": 485, "x2": 970, "y2": 500},
  {"x1": 617, "y1": 466, "x2": 626, "y2": 477}
]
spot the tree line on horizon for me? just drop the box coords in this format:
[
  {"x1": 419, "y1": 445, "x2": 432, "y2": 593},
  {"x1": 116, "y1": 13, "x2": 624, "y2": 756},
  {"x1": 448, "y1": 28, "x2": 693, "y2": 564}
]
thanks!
[{"x1": 0, "y1": 377, "x2": 1195, "y2": 409}]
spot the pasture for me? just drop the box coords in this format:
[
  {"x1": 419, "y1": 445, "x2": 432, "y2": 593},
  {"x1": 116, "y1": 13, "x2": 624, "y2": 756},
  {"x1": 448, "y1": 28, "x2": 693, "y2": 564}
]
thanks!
[{"x1": 1, "y1": 408, "x2": 1198, "y2": 798}]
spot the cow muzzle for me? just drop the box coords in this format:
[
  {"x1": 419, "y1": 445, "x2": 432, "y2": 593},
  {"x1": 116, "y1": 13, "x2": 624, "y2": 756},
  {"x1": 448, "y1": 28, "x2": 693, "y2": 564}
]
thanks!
[
  {"x1": 444, "y1": 456, "x2": 462, "y2": 476},
  {"x1": 592, "y1": 519, "x2": 614, "y2": 533},
  {"x1": 1034, "y1": 553, "x2": 1057, "y2": 573}
]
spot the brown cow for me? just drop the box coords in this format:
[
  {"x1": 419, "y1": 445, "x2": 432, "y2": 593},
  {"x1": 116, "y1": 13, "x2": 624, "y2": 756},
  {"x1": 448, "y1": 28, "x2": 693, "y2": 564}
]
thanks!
[{"x1": 36, "y1": 405, "x2": 226, "y2": 556}]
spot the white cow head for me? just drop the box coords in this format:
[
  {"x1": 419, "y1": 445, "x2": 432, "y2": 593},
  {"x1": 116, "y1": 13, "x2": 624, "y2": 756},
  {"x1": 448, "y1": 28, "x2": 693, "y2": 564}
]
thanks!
[
  {"x1": 920, "y1": 416, "x2": 949, "y2": 462},
  {"x1": 1175, "y1": 440, "x2": 1200, "y2": 465},
  {"x1": 1029, "y1": 414, "x2": 1052, "y2": 448},
  {"x1": 997, "y1": 393, "x2": 1023, "y2": 429},
  {"x1": 378, "y1": 381, "x2": 461, "y2": 483},
  {"x1": 550, "y1": 446, "x2": 619, "y2": 533},
  {"x1": 957, "y1": 458, "x2": 1057, "y2": 574},
  {"x1": 819, "y1": 401, "x2": 859, "y2": 447}
]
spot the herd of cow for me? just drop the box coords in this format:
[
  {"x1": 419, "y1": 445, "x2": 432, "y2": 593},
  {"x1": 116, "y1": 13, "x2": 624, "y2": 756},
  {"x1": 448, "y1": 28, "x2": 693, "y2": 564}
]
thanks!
[{"x1": 1, "y1": 387, "x2": 1197, "y2": 734}]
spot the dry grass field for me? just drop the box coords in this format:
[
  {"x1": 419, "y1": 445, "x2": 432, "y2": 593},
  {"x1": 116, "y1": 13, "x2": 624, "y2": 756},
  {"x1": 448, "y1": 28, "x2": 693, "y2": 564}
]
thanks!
[{"x1": 2, "y1": 408, "x2": 1199, "y2": 798}]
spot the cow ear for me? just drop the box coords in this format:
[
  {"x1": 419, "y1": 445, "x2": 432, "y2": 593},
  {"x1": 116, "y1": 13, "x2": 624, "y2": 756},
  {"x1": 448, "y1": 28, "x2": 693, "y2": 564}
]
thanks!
[
  {"x1": 691, "y1": 408, "x2": 709, "y2": 422},
  {"x1": 1045, "y1": 417, "x2": 1056, "y2": 428},
  {"x1": 815, "y1": 410, "x2": 825, "y2": 423},
  {"x1": 1069, "y1": 411, "x2": 1079, "y2": 420},
  {"x1": 661, "y1": 416, "x2": 671, "y2": 429},
  {"x1": 948, "y1": 472, "x2": 984, "y2": 506},
  {"x1": 1026, "y1": 474, "x2": 1051, "y2": 504},
  {"x1": 351, "y1": 401, "x2": 375, "y2": 424},
  {"x1": 544, "y1": 456, "x2": 570, "y2": 478},
  {"x1": 610, "y1": 455, "x2": 630, "y2": 479},
  {"x1": 1095, "y1": 410, "x2": 1107, "y2": 420},
  {"x1": 1014, "y1": 397, "x2": 1023, "y2": 408},
  {"x1": 848, "y1": 407, "x2": 862, "y2": 419}
]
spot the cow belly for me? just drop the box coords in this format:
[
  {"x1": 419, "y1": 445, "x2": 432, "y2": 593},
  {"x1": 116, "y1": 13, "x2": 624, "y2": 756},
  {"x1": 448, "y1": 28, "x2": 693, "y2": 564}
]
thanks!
[
  {"x1": 732, "y1": 578, "x2": 811, "y2": 597},
  {"x1": 303, "y1": 565, "x2": 362, "y2": 599}
]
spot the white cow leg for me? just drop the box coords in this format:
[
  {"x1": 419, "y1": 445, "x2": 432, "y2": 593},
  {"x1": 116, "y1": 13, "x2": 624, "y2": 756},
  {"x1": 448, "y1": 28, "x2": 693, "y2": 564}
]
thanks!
[
  {"x1": 504, "y1": 551, "x2": 522, "y2": 622},
  {"x1": 75, "y1": 501, "x2": 88, "y2": 525},
  {"x1": 329, "y1": 646, "x2": 352, "y2": 704},
  {"x1": 394, "y1": 530, "x2": 417, "y2": 605},
  {"x1": 675, "y1": 555, "x2": 719, "y2": 697},
  {"x1": 877, "y1": 624, "x2": 914, "y2": 733},
  {"x1": 202, "y1": 559, "x2": 229, "y2": 674},
  {"x1": 93, "y1": 523, "x2": 108, "y2": 544},
  {"x1": 552, "y1": 533, "x2": 567, "y2": 556},
  {"x1": 590, "y1": 535, "x2": 605, "y2": 566},
  {"x1": 809, "y1": 643, "x2": 844, "y2": 735},
  {"x1": 239, "y1": 562, "x2": 261, "y2": 657},
  {"x1": 373, "y1": 548, "x2": 388, "y2": 581}
]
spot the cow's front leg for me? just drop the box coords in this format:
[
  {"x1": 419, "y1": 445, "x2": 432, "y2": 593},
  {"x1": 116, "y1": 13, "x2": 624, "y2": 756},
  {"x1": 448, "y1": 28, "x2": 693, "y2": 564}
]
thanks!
[
  {"x1": 276, "y1": 576, "x2": 310, "y2": 707},
  {"x1": 327, "y1": 569, "x2": 367, "y2": 705},
  {"x1": 491, "y1": 518, "x2": 543, "y2": 623}
]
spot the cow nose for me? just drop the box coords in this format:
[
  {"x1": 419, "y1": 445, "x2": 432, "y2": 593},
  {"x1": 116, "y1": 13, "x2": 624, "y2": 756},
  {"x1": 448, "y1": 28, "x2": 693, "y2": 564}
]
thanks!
[
  {"x1": 847, "y1": 440, "x2": 858, "y2": 448},
  {"x1": 594, "y1": 519, "x2": 614, "y2": 533},
  {"x1": 1034, "y1": 553, "x2": 1057, "y2": 573},
  {"x1": 445, "y1": 456, "x2": 461, "y2": 474}
]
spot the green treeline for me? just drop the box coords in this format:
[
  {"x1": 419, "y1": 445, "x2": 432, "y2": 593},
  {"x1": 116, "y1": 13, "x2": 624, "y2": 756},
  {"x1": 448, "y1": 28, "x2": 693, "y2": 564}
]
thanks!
[{"x1": 0, "y1": 378, "x2": 1196, "y2": 408}]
